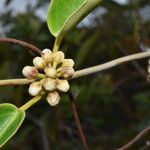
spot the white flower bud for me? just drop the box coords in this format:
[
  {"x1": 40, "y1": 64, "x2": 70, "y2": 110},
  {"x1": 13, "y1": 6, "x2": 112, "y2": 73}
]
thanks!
[
  {"x1": 53, "y1": 51, "x2": 64, "y2": 64},
  {"x1": 33, "y1": 57, "x2": 46, "y2": 69},
  {"x1": 41, "y1": 49, "x2": 53, "y2": 63},
  {"x1": 47, "y1": 92, "x2": 60, "y2": 106},
  {"x1": 22, "y1": 66, "x2": 38, "y2": 79},
  {"x1": 44, "y1": 67, "x2": 56, "y2": 78},
  {"x1": 62, "y1": 59, "x2": 74, "y2": 67},
  {"x1": 56, "y1": 79, "x2": 70, "y2": 92},
  {"x1": 60, "y1": 67, "x2": 74, "y2": 79},
  {"x1": 43, "y1": 78, "x2": 56, "y2": 91},
  {"x1": 28, "y1": 82, "x2": 42, "y2": 96}
]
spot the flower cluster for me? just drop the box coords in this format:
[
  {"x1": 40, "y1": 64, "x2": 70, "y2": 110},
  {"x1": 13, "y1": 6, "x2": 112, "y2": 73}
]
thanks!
[{"x1": 22, "y1": 49, "x2": 74, "y2": 106}]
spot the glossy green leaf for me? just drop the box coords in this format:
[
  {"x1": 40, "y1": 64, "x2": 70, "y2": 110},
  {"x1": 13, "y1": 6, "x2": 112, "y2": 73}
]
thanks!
[
  {"x1": 0, "y1": 103, "x2": 25, "y2": 147},
  {"x1": 47, "y1": 0, "x2": 102, "y2": 37}
]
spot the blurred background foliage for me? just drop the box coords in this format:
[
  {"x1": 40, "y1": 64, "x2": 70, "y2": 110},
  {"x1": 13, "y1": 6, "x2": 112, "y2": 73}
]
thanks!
[{"x1": 0, "y1": 0, "x2": 150, "y2": 149}]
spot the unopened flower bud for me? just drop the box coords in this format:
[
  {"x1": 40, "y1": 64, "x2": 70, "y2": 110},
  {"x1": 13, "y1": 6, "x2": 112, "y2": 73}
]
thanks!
[
  {"x1": 33, "y1": 57, "x2": 46, "y2": 69},
  {"x1": 43, "y1": 78, "x2": 56, "y2": 91},
  {"x1": 44, "y1": 67, "x2": 56, "y2": 78},
  {"x1": 47, "y1": 92, "x2": 60, "y2": 106},
  {"x1": 56, "y1": 79, "x2": 70, "y2": 92},
  {"x1": 41, "y1": 49, "x2": 53, "y2": 63},
  {"x1": 22, "y1": 66, "x2": 38, "y2": 79},
  {"x1": 60, "y1": 67, "x2": 74, "y2": 79},
  {"x1": 28, "y1": 82, "x2": 42, "y2": 96},
  {"x1": 62, "y1": 59, "x2": 74, "y2": 67},
  {"x1": 53, "y1": 51, "x2": 64, "y2": 64}
]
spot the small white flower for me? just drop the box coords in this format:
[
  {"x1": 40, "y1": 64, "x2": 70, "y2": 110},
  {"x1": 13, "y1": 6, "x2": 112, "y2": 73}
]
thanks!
[
  {"x1": 56, "y1": 79, "x2": 70, "y2": 92},
  {"x1": 28, "y1": 82, "x2": 42, "y2": 96},
  {"x1": 53, "y1": 51, "x2": 64, "y2": 64},
  {"x1": 60, "y1": 67, "x2": 74, "y2": 79},
  {"x1": 22, "y1": 66, "x2": 38, "y2": 79},
  {"x1": 44, "y1": 67, "x2": 56, "y2": 78},
  {"x1": 41, "y1": 49, "x2": 53, "y2": 63},
  {"x1": 47, "y1": 92, "x2": 60, "y2": 106},
  {"x1": 43, "y1": 78, "x2": 56, "y2": 91},
  {"x1": 33, "y1": 57, "x2": 46, "y2": 69},
  {"x1": 62, "y1": 59, "x2": 74, "y2": 67}
]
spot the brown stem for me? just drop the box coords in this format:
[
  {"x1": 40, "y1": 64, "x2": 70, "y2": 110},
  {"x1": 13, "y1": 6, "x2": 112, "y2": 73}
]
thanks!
[
  {"x1": 68, "y1": 90, "x2": 89, "y2": 150},
  {"x1": 118, "y1": 126, "x2": 150, "y2": 150},
  {"x1": 0, "y1": 37, "x2": 41, "y2": 54}
]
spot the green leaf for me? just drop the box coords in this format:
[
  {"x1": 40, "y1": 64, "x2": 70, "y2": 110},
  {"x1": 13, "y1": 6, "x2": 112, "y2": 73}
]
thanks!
[
  {"x1": 0, "y1": 103, "x2": 25, "y2": 147},
  {"x1": 47, "y1": 0, "x2": 102, "y2": 37}
]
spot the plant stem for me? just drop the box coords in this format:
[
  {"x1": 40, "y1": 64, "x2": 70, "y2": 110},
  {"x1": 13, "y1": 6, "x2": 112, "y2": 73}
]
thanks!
[
  {"x1": 19, "y1": 95, "x2": 43, "y2": 111},
  {"x1": 36, "y1": 73, "x2": 46, "y2": 79},
  {"x1": 0, "y1": 78, "x2": 33, "y2": 86},
  {"x1": 0, "y1": 51, "x2": 149, "y2": 86},
  {"x1": 72, "y1": 51, "x2": 150, "y2": 79},
  {"x1": 68, "y1": 90, "x2": 89, "y2": 150},
  {"x1": 52, "y1": 36, "x2": 63, "y2": 52},
  {"x1": 0, "y1": 37, "x2": 41, "y2": 54},
  {"x1": 1, "y1": 37, "x2": 150, "y2": 80},
  {"x1": 118, "y1": 126, "x2": 150, "y2": 150}
]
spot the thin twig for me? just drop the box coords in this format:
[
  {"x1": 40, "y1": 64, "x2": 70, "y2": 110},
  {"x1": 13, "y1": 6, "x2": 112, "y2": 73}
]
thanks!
[
  {"x1": 0, "y1": 37, "x2": 41, "y2": 54},
  {"x1": 1, "y1": 37, "x2": 150, "y2": 80},
  {"x1": 119, "y1": 49, "x2": 146, "y2": 78},
  {"x1": 68, "y1": 90, "x2": 89, "y2": 150},
  {"x1": 0, "y1": 78, "x2": 33, "y2": 86},
  {"x1": 72, "y1": 51, "x2": 150, "y2": 79},
  {"x1": 1, "y1": 50, "x2": 150, "y2": 86},
  {"x1": 118, "y1": 126, "x2": 150, "y2": 150}
]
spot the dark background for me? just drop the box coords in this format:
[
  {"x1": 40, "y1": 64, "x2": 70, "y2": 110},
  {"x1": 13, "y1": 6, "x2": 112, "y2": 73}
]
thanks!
[{"x1": 0, "y1": 0, "x2": 150, "y2": 149}]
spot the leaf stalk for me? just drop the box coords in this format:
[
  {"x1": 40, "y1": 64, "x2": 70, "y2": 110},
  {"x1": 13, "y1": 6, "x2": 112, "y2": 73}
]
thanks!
[
  {"x1": 53, "y1": 36, "x2": 63, "y2": 52},
  {"x1": 19, "y1": 95, "x2": 43, "y2": 111}
]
